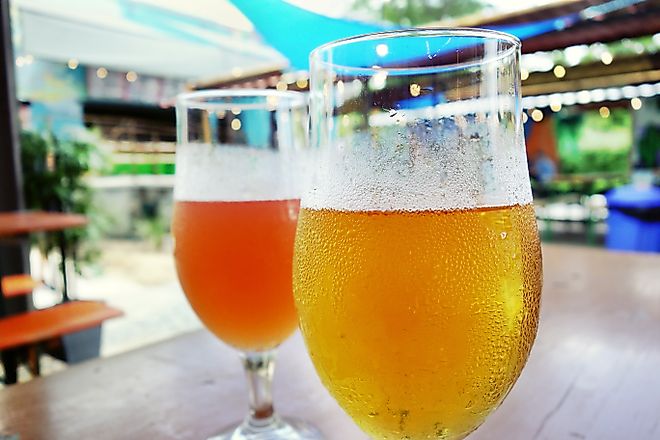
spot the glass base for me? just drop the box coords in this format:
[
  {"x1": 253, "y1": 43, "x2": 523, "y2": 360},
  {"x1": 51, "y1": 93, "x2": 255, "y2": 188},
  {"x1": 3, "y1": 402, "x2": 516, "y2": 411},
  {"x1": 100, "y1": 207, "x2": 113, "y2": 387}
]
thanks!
[{"x1": 209, "y1": 416, "x2": 324, "y2": 440}]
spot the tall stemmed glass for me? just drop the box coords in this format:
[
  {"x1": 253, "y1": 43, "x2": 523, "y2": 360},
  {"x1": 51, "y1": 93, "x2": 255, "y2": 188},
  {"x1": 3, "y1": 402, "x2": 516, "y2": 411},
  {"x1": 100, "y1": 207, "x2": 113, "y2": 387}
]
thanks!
[
  {"x1": 294, "y1": 29, "x2": 542, "y2": 439},
  {"x1": 174, "y1": 90, "x2": 322, "y2": 440}
]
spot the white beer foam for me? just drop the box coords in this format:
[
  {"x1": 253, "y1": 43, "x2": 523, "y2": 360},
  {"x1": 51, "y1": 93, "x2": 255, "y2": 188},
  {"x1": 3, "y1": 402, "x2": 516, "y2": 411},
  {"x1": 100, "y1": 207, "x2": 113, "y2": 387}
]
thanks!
[
  {"x1": 174, "y1": 144, "x2": 299, "y2": 202},
  {"x1": 303, "y1": 118, "x2": 532, "y2": 212}
]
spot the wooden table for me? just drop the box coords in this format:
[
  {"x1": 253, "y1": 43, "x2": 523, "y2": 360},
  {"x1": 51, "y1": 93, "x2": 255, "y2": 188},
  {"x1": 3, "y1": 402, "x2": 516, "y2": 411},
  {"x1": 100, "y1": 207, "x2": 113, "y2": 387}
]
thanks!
[
  {"x1": 0, "y1": 244, "x2": 659, "y2": 439},
  {"x1": 0, "y1": 211, "x2": 88, "y2": 302},
  {"x1": 0, "y1": 211, "x2": 92, "y2": 384},
  {"x1": 0, "y1": 211, "x2": 87, "y2": 239}
]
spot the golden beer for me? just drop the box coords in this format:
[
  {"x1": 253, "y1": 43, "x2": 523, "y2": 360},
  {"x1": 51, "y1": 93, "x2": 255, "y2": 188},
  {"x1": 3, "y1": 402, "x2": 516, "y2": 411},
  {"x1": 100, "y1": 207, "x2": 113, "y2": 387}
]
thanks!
[{"x1": 293, "y1": 204, "x2": 542, "y2": 440}]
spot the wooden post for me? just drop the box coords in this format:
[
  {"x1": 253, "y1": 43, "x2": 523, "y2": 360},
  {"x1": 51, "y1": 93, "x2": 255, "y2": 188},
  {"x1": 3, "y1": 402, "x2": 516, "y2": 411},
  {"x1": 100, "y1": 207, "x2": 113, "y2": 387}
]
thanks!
[
  {"x1": 0, "y1": 0, "x2": 23, "y2": 212},
  {"x1": 0, "y1": 0, "x2": 29, "y2": 312},
  {"x1": 0, "y1": 0, "x2": 29, "y2": 383},
  {"x1": 0, "y1": 0, "x2": 29, "y2": 384}
]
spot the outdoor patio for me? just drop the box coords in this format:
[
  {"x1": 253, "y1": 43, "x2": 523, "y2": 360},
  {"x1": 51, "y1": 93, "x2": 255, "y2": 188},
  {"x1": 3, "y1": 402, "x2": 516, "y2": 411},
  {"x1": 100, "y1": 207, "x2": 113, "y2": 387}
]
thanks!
[{"x1": 4, "y1": 239, "x2": 201, "y2": 385}]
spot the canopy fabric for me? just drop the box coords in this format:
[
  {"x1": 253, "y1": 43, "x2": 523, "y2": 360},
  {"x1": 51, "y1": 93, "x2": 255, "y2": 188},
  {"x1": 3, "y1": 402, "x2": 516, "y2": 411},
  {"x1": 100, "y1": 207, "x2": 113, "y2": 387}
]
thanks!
[
  {"x1": 491, "y1": 15, "x2": 579, "y2": 42},
  {"x1": 14, "y1": 0, "x2": 286, "y2": 80},
  {"x1": 228, "y1": 0, "x2": 391, "y2": 70},
  {"x1": 229, "y1": 0, "x2": 581, "y2": 71},
  {"x1": 14, "y1": 0, "x2": 595, "y2": 80}
]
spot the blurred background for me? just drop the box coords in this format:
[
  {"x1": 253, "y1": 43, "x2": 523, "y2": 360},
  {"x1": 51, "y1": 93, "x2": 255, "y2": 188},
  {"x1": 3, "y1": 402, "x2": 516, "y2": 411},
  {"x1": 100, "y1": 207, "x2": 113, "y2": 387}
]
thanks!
[{"x1": 1, "y1": 0, "x2": 659, "y2": 384}]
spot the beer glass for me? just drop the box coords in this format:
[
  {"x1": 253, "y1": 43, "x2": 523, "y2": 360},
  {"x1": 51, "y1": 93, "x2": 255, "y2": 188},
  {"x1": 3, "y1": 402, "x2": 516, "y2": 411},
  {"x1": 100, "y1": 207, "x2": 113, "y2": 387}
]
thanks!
[
  {"x1": 294, "y1": 29, "x2": 542, "y2": 439},
  {"x1": 174, "y1": 90, "x2": 321, "y2": 440}
]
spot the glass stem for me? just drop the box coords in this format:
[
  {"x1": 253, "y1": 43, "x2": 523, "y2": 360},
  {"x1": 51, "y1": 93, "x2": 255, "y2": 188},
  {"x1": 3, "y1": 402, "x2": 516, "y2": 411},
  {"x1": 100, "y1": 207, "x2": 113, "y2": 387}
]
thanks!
[{"x1": 242, "y1": 350, "x2": 278, "y2": 429}]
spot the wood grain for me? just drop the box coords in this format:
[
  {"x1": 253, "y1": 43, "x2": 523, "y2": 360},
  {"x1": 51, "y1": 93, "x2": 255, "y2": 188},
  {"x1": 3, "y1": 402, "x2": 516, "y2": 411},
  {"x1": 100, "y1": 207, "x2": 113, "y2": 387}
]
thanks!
[{"x1": 0, "y1": 244, "x2": 658, "y2": 440}]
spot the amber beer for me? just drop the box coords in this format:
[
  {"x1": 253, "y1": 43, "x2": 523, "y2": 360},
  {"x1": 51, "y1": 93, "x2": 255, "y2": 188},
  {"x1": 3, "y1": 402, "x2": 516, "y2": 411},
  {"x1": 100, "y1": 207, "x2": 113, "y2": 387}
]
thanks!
[
  {"x1": 173, "y1": 199, "x2": 300, "y2": 351},
  {"x1": 294, "y1": 203, "x2": 542, "y2": 439}
]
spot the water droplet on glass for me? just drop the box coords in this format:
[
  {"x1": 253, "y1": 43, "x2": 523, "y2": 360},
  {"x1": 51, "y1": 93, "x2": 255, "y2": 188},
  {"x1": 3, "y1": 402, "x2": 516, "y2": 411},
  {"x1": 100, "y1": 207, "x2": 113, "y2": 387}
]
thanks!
[{"x1": 500, "y1": 232, "x2": 507, "y2": 239}]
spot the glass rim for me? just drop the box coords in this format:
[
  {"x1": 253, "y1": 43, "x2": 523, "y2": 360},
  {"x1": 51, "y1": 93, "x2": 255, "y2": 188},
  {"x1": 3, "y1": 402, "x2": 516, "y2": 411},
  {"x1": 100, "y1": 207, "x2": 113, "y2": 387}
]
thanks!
[
  {"x1": 310, "y1": 27, "x2": 521, "y2": 75},
  {"x1": 176, "y1": 89, "x2": 307, "y2": 112}
]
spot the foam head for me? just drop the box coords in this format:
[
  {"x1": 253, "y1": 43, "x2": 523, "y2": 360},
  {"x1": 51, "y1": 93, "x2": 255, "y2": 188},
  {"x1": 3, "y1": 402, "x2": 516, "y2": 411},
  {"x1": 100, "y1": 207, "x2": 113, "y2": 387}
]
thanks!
[
  {"x1": 175, "y1": 90, "x2": 308, "y2": 202},
  {"x1": 307, "y1": 28, "x2": 532, "y2": 212}
]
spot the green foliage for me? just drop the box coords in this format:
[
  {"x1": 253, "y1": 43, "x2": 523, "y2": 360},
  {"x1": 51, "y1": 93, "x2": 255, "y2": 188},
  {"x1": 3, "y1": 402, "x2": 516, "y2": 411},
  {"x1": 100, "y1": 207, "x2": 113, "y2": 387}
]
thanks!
[
  {"x1": 559, "y1": 150, "x2": 630, "y2": 175},
  {"x1": 352, "y1": 0, "x2": 486, "y2": 25},
  {"x1": 136, "y1": 216, "x2": 169, "y2": 251},
  {"x1": 638, "y1": 125, "x2": 660, "y2": 169},
  {"x1": 554, "y1": 109, "x2": 632, "y2": 175},
  {"x1": 20, "y1": 131, "x2": 104, "y2": 269},
  {"x1": 535, "y1": 175, "x2": 628, "y2": 197}
]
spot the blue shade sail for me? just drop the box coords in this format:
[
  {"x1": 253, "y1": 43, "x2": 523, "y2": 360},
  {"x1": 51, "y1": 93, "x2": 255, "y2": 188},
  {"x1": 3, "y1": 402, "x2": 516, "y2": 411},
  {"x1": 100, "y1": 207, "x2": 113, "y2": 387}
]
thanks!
[
  {"x1": 219, "y1": 1, "x2": 585, "y2": 72},
  {"x1": 228, "y1": 0, "x2": 392, "y2": 70}
]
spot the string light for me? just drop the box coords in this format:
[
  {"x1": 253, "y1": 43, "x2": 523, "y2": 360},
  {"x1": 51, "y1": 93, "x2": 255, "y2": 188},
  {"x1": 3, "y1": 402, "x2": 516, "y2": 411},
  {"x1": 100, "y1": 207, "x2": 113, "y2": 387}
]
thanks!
[
  {"x1": 376, "y1": 43, "x2": 389, "y2": 57},
  {"x1": 410, "y1": 83, "x2": 421, "y2": 97},
  {"x1": 67, "y1": 59, "x2": 79, "y2": 69},
  {"x1": 590, "y1": 89, "x2": 606, "y2": 102},
  {"x1": 553, "y1": 65, "x2": 566, "y2": 79},
  {"x1": 531, "y1": 109, "x2": 544, "y2": 122},
  {"x1": 599, "y1": 106, "x2": 610, "y2": 118},
  {"x1": 266, "y1": 95, "x2": 279, "y2": 111},
  {"x1": 369, "y1": 71, "x2": 388, "y2": 91},
  {"x1": 550, "y1": 101, "x2": 562, "y2": 112},
  {"x1": 576, "y1": 90, "x2": 591, "y2": 104},
  {"x1": 521, "y1": 68, "x2": 529, "y2": 81},
  {"x1": 601, "y1": 52, "x2": 613, "y2": 65},
  {"x1": 296, "y1": 78, "x2": 308, "y2": 89},
  {"x1": 231, "y1": 119, "x2": 242, "y2": 131},
  {"x1": 522, "y1": 112, "x2": 528, "y2": 123},
  {"x1": 524, "y1": 82, "x2": 660, "y2": 112},
  {"x1": 126, "y1": 71, "x2": 138, "y2": 82},
  {"x1": 283, "y1": 73, "x2": 295, "y2": 84},
  {"x1": 639, "y1": 83, "x2": 654, "y2": 97},
  {"x1": 96, "y1": 67, "x2": 108, "y2": 79},
  {"x1": 276, "y1": 81, "x2": 287, "y2": 91}
]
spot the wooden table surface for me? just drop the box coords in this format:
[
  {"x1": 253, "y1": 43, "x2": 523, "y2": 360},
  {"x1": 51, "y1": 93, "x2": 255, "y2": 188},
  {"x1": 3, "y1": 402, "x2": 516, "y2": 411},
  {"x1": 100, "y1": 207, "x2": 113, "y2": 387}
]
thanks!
[
  {"x1": 0, "y1": 211, "x2": 87, "y2": 238},
  {"x1": 1, "y1": 244, "x2": 659, "y2": 440}
]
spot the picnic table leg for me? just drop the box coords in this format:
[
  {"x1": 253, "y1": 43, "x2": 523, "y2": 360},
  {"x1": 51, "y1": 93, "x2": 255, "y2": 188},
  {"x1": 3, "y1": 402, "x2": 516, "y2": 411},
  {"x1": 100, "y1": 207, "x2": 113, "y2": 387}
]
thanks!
[
  {"x1": 1, "y1": 349, "x2": 18, "y2": 385},
  {"x1": 58, "y1": 232, "x2": 70, "y2": 302},
  {"x1": 27, "y1": 345, "x2": 40, "y2": 377}
]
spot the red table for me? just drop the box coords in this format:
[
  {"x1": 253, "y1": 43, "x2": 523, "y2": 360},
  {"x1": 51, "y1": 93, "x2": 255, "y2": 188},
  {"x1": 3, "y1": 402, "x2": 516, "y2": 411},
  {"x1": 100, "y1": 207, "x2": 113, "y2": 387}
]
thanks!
[
  {"x1": 0, "y1": 211, "x2": 87, "y2": 238},
  {"x1": 0, "y1": 211, "x2": 92, "y2": 384},
  {"x1": 0, "y1": 210, "x2": 87, "y2": 300}
]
